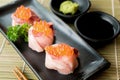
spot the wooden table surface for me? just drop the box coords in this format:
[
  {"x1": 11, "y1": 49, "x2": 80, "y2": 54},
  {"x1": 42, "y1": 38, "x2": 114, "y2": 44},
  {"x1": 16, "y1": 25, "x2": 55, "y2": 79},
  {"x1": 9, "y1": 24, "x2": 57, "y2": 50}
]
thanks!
[{"x1": 0, "y1": 0, "x2": 120, "y2": 80}]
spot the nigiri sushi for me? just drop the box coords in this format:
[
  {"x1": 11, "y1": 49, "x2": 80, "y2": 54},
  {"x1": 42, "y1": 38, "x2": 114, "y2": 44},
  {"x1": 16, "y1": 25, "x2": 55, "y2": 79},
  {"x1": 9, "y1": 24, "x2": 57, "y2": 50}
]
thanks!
[
  {"x1": 11, "y1": 5, "x2": 40, "y2": 26},
  {"x1": 28, "y1": 21, "x2": 54, "y2": 52},
  {"x1": 45, "y1": 43, "x2": 79, "y2": 75}
]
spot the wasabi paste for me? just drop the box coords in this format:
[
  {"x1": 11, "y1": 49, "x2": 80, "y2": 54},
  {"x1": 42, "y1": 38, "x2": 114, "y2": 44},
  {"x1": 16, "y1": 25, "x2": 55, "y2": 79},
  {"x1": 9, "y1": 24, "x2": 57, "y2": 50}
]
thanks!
[{"x1": 59, "y1": 0, "x2": 79, "y2": 15}]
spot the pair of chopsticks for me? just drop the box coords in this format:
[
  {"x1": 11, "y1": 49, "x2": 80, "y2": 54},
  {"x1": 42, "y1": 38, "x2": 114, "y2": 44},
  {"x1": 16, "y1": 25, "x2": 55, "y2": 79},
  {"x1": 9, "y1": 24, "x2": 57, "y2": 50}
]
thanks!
[{"x1": 13, "y1": 66, "x2": 28, "y2": 80}]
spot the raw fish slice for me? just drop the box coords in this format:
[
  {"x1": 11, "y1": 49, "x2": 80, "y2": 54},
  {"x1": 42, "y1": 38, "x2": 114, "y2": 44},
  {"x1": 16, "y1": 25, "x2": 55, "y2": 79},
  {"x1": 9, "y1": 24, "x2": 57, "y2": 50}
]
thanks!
[
  {"x1": 11, "y1": 5, "x2": 40, "y2": 26},
  {"x1": 45, "y1": 43, "x2": 79, "y2": 75},
  {"x1": 35, "y1": 34, "x2": 53, "y2": 49},
  {"x1": 28, "y1": 27, "x2": 43, "y2": 52},
  {"x1": 28, "y1": 21, "x2": 54, "y2": 52}
]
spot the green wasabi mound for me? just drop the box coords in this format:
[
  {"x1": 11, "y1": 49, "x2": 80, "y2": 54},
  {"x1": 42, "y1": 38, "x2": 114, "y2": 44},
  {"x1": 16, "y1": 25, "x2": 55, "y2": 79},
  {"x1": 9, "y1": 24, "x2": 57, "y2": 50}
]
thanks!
[{"x1": 59, "y1": 0, "x2": 79, "y2": 15}]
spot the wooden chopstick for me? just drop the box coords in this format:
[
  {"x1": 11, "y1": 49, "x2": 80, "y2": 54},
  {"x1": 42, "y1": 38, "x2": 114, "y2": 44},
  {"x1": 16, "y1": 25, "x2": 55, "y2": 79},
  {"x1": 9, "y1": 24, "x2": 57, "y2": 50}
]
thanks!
[{"x1": 13, "y1": 66, "x2": 28, "y2": 80}]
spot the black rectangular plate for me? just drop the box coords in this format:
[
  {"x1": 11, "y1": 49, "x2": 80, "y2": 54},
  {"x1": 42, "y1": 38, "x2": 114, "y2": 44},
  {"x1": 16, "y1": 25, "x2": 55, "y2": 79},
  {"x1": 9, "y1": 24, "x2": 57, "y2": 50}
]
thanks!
[{"x1": 0, "y1": 0, "x2": 110, "y2": 80}]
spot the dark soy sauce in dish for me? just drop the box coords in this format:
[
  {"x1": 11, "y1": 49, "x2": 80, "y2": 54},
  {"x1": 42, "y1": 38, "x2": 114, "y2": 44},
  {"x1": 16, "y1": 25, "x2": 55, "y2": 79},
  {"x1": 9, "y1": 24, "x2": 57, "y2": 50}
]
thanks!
[{"x1": 76, "y1": 14, "x2": 114, "y2": 40}]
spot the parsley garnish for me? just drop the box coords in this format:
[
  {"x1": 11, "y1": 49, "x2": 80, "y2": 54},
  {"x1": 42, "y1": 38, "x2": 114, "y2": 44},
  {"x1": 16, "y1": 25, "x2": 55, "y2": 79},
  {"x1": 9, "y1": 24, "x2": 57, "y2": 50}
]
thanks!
[{"x1": 7, "y1": 23, "x2": 30, "y2": 42}]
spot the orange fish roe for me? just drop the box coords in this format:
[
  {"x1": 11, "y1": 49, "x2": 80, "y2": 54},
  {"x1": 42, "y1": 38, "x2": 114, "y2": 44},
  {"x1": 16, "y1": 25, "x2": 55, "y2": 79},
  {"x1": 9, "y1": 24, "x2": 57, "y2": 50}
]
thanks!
[
  {"x1": 45, "y1": 43, "x2": 74, "y2": 57},
  {"x1": 32, "y1": 21, "x2": 53, "y2": 37},
  {"x1": 14, "y1": 5, "x2": 32, "y2": 20}
]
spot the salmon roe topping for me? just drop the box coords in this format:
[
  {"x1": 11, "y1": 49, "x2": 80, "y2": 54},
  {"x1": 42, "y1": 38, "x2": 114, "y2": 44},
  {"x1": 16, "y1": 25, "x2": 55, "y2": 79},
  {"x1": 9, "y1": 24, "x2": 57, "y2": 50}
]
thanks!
[
  {"x1": 45, "y1": 43, "x2": 74, "y2": 57},
  {"x1": 14, "y1": 5, "x2": 31, "y2": 20},
  {"x1": 32, "y1": 21, "x2": 53, "y2": 37}
]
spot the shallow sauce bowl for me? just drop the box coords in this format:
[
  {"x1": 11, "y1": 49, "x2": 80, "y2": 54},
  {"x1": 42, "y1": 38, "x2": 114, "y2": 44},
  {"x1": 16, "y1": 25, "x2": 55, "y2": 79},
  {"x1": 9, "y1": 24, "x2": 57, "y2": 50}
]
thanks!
[
  {"x1": 50, "y1": 0, "x2": 91, "y2": 23},
  {"x1": 74, "y1": 11, "x2": 120, "y2": 46}
]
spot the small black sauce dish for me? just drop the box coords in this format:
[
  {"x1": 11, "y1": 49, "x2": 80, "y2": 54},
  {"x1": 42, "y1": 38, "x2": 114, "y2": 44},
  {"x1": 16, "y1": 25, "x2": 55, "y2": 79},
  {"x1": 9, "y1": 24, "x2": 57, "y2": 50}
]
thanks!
[
  {"x1": 74, "y1": 11, "x2": 120, "y2": 47},
  {"x1": 50, "y1": 0, "x2": 91, "y2": 23}
]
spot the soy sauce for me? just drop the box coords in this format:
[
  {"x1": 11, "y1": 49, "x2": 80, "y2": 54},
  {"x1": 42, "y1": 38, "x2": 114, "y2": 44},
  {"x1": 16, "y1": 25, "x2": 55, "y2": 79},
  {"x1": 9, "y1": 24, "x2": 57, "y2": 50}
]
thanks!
[{"x1": 77, "y1": 13, "x2": 114, "y2": 40}]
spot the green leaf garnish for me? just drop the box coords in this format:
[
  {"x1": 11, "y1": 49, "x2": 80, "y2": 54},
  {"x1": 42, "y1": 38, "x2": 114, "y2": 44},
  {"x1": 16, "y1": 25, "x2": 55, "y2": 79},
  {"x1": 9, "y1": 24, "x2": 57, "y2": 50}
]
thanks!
[{"x1": 7, "y1": 23, "x2": 30, "y2": 42}]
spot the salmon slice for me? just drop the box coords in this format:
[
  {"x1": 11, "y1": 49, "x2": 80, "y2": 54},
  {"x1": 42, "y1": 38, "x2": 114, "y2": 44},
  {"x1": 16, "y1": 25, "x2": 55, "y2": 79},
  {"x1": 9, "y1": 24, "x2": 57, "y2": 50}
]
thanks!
[
  {"x1": 45, "y1": 43, "x2": 79, "y2": 75},
  {"x1": 28, "y1": 21, "x2": 54, "y2": 52},
  {"x1": 12, "y1": 5, "x2": 40, "y2": 26}
]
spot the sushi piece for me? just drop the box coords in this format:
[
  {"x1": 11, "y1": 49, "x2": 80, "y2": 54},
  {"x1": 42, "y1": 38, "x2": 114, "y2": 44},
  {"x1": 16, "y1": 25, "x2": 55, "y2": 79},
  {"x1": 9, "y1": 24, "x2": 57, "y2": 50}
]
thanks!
[
  {"x1": 45, "y1": 43, "x2": 79, "y2": 75},
  {"x1": 11, "y1": 5, "x2": 40, "y2": 26},
  {"x1": 28, "y1": 21, "x2": 54, "y2": 52}
]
